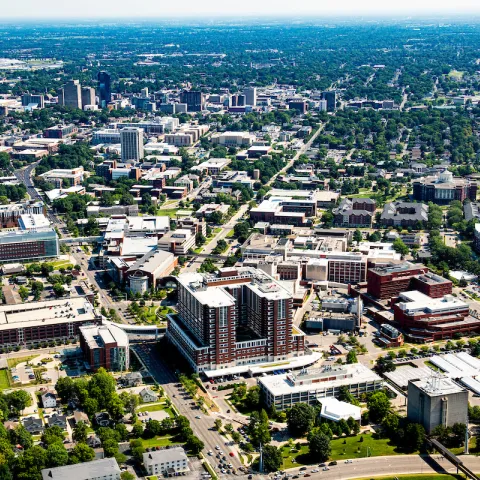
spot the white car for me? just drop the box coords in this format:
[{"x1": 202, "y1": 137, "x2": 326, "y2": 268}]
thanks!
[
  {"x1": 195, "y1": 415, "x2": 201, "y2": 419},
  {"x1": 208, "y1": 450, "x2": 213, "y2": 456},
  {"x1": 323, "y1": 467, "x2": 330, "y2": 471},
  {"x1": 215, "y1": 445, "x2": 220, "y2": 450},
  {"x1": 345, "y1": 459, "x2": 353, "y2": 464},
  {"x1": 311, "y1": 469, "x2": 319, "y2": 473}
]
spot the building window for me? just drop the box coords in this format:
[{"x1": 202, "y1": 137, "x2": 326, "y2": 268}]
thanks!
[
  {"x1": 278, "y1": 299, "x2": 286, "y2": 319},
  {"x1": 219, "y1": 306, "x2": 228, "y2": 327}
]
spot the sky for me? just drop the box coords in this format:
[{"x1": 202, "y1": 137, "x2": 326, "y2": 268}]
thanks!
[{"x1": 2, "y1": 0, "x2": 480, "y2": 19}]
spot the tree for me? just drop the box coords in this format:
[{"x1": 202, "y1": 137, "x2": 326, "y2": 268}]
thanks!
[
  {"x1": 145, "y1": 420, "x2": 162, "y2": 438},
  {"x1": 8, "y1": 425, "x2": 32, "y2": 449},
  {"x1": 185, "y1": 435, "x2": 204, "y2": 454},
  {"x1": 393, "y1": 238, "x2": 409, "y2": 256},
  {"x1": 69, "y1": 443, "x2": 95, "y2": 464},
  {"x1": 41, "y1": 425, "x2": 64, "y2": 446},
  {"x1": 46, "y1": 443, "x2": 69, "y2": 467},
  {"x1": 121, "y1": 472, "x2": 135, "y2": 480},
  {"x1": 115, "y1": 423, "x2": 129, "y2": 442},
  {"x1": 13, "y1": 445, "x2": 46, "y2": 480},
  {"x1": 261, "y1": 444, "x2": 283, "y2": 473},
  {"x1": 83, "y1": 397, "x2": 99, "y2": 417},
  {"x1": 225, "y1": 423, "x2": 234, "y2": 434},
  {"x1": 214, "y1": 418, "x2": 223, "y2": 431},
  {"x1": 245, "y1": 386, "x2": 261, "y2": 409},
  {"x1": 7, "y1": 390, "x2": 31, "y2": 413},
  {"x1": 73, "y1": 421, "x2": 88, "y2": 444},
  {"x1": 405, "y1": 422, "x2": 426, "y2": 452},
  {"x1": 375, "y1": 356, "x2": 396, "y2": 374},
  {"x1": 18, "y1": 286, "x2": 29, "y2": 302},
  {"x1": 308, "y1": 432, "x2": 331, "y2": 462},
  {"x1": 367, "y1": 391, "x2": 391, "y2": 423},
  {"x1": 287, "y1": 403, "x2": 316, "y2": 437},
  {"x1": 55, "y1": 377, "x2": 75, "y2": 403},
  {"x1": 132, "y1": 422, "x2": 144, "y2": 438},
  {"x1": 382, "y1": 413, "x2": 400, "y2": 438},
  {"x1": 353, "y1": 229, "x2": 363, "y2": 243},
  {"x1": 52, "y1": 283, "x2": 66, "y2": 297},
  {"x1": 346, "y1": 350, "x2": 358, "y2": 364}
]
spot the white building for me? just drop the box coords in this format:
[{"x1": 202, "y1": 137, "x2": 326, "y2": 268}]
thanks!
[
  {"x1": 120, "y1": 127, "x2": 144, "y2": 162},
  {"x1": 92, "y1": 129, "x2": 121, "y2": 145},
  {"x1": 259, "y1": 363, "x2": 383, "y2": 410},
  {"x1": 319, "y1": 397, "x2": 361, "y2": 422},
  {"x1": 41, "y1": 391, "x2": 57, "y2": 408},
  {"x1": 42, "y1": 458, "x2": 121, "y2": 480},
  {"x1": 211, "y1": 131, "x2": 254, "y2": 147},
  {"x1": 143, "y1": 447, "x2": 189, "y2": 477}
]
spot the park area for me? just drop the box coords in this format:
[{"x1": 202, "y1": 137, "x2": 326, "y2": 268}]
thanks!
[{"x1": 281, "y1": 433, "x2": 401, "y2": 469}]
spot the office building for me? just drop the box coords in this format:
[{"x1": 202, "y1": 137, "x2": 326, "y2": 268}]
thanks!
[
  {"x1": 393, "y1": 290, "x2": 480, "y2": 341},
  {"x1": 143, "y1": 447, "x2": 189, "y2": 477},
  {"x1": 288, "y1": 99, "x2": 308, "y2": 114},
  {"x1": 81, "y1": 86, "x2": 96, "y2": 108},
  {"x1": 211, "y1": 131, "x2": 255, "y2": 147},
  {"x1": 407, "y1": 377, "x2": 468, "y2": 434},
  {"x1": 39, "y1": 166, "x2": 84, "y2": 188},
  {"x1": 80, "y1": 323, "x2": 130, "y2": 371},
  {"x1": 127, "y1": 249, "x2": 178, "y2": 294},
  {"x1": 333, "y1": 198, "x2": 376, "y2": 227},
  {"x1": 0, "y1": 228, "x2": 59, "y2": 263},
  {"x1": 60, "y1": 80, "x2": 82, "y2": 109},
  {"x1": 98, "y1": 71, "x2": 112, "y2": 107},
  {"x1": 42, "y1": 458, "x2": 121, "y2": 480},
  {"x1": 179, "y1": 90, "x2": 205, "y2": 112},
  {"x1": 413, "y1": 170, "x2": 477, "y2": 205},
  {"x1": 92, "y1": 129, "x2": 121, "y2": 145},
  {"x1": 322, "y1": 91, "x2": 336, "y2": 111},
  {"x1": 366, "y1": 263, "x2": 452, "y2": 301},
  {"x1": 259, "y1": 364, "x2": 383, "y2": 410},
  {"x1": 21, "y1": 93, "x2": 44, "y2": 108},
  {"x1": 244, "y1": 86, "x2": 257, "y2": 106},
  {"x1": 167, "y1": 267, "x2": 306, "y2": 373},
  {"x1": 318, "y1": 99, "x2": 328, "y2": 111},
  {"x1": 157, "y1": 229, "x2": 196, "y2": 256},
  {"x1": 0, "y1": 297, "x2": 100, "y2": 347},
  {"x1": 43, "y1": 124, "x2": 78, "y2": 139},
  {"x1": 120, "y1": 127, "x2": 144, "y2": 162}
]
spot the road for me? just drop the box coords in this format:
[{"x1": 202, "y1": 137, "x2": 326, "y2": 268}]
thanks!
[
  {"x1": 132, "y1": 343, "x2": 244, "y2": 478},
  {"x1": 266, "y1": 123, "x2": 325, "y2": 187},
  {"x1": 184, "y1": 204, "x2": 250, "y2": 273},
  {"x1": 283, "y1": 454, "x2": 480, "y2": 480}
]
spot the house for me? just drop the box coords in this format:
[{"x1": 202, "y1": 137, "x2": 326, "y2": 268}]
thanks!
[
  {"x1": 139, "y1": 387, "x2": 158, "y2": 403},
  {"x1": 94, "y1": 412, "x2": 111, "y2": 427},
  {"x1": 41, "y1": 391, "x2": 57, "y2": 409},
  {"x1": 3, "y1": 421, "x2": 18, "y2": 431},
  {"x1": 23, "y1": 417, "x2": 44, "y2": 434},
  {"x1": 143, "y1": 447, "x2": 190, "y2": 477},
  {"x1": 121, "y1": 372, "x2": 142, "y2": 387},
  {"x1": 86, "y1": 434, "x2": 102, "y2": 448},
  {"x1": 73, "y1": 411, "x2": 90, "y2": 426},
  {"x1": 46, "y1": 414, "x2": 67, "y2": 430}
]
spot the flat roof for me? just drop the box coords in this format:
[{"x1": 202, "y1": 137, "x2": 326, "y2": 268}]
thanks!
[
  {"x1": 80, "y1": 323, "x2": 129, "y2": 349},
  {"x1": 260, "y1": 363, "x2": 382, "y2": 396},
  {"x1": 0, "y1": 297, "x2": 96, "y2": 331},
  {"x1": 410, "y1": 376, "x2": 466, "y2": 396},
  {"x1": 320, "y1": 397, "x2": 361, "y2": 422}
]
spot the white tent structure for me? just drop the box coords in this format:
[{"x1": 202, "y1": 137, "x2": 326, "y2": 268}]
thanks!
[{"x1": 319, "y1": 397, "x2": 361, "y2": 422}]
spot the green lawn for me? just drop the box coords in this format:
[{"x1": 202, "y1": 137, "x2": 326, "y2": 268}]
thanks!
[
  {"x1": 7, "y1": 355, "x2": 39, "y2": 369},
  {"x1": 0, "y1": 370, "x2": 10, "y2": 389},
  {"x1": 281, "y1": 434, "x2": 401, "y2": 469},
  {"x1": 141, "y1": 435, "x2": 182, "y2": 448},
  {"x1": 226, "y1": 230, "x2": 235, "y2": 238},
  {"x1": 156, "y1": 209, "x2": 193, "y2": 218},
  {"x1": 137, "y1": 403, "x2": 168, "y2": 413}
]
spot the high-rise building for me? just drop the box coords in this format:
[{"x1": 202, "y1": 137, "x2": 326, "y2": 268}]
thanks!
[
  {"x1": 166, "y1": 267, "x2": 306, "y2": 373},
  {"x1": 321, "y1": 91, "x2": 336, "y2": 111},
  {"x1": 244, "y1": 87, "x2": 257, "y2": 106},
  {"x1": 81, "y1": 87, "x2": 96, "y2": 109},
  {"x1": 98, "y1": 71, "x2": 112, "y2": 107},
  {"x1": 318, "y1": 99, "x2": 328, "y2": 112},
  {"x1": 61, "y1": 80, "x2": 82, "y2": 109},
  {"x1": 21, "y1": 93, "x2": 45, "y2": 109},
  {"x1": 120, "y1": 127, "x2": 144, "y2": 162},
  {"x1": 179, "y1": 90, "x2": 205, "y2": 112}
]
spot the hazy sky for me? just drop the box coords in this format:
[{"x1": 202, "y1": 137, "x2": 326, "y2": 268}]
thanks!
[{"x1": 3, "y1": 0, "x2": 480, "y2": 19}]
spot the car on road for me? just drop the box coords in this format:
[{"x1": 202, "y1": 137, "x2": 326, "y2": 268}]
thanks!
[
  {"x1": 195, "y1": 415, "x2": 201, "y2": 419},
  {"x1": 311, "y1": 469, "x2": 319, "y2": 473},
  {"x1": 299, "y1": 467, "x2": 307, "y2": 471},
  {"x1": 328, "y1": 461, "x2": 338, "y2": 466},
  {"x1": 345, "y1": 459, "x2": 353, "y2": 464},
  {"x1": 322, "y1": 467, "x2": 330, "y2": 471},
  {"x1": 215, "y1": 445, "x2": 220, "y2": 450}
]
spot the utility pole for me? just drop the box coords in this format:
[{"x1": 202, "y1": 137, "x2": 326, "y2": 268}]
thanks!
[
  {"x1": 465, "y1": 413, "x2": 470, "y2": 455},
  {"x1": 259, "y1": 442, "x2": 264, "y2": 474}
]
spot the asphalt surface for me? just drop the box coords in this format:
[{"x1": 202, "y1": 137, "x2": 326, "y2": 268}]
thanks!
[{"x1": 132, "y1": 342, "x2": 245, "y2": 479}]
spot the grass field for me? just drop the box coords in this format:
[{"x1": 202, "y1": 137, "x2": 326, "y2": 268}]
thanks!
[
  {"x1": 141, "y1": 435, "x2": 182, "y2": 448},
  {"x1": 281, "y1": 434, "x2": 401, "y2": 469},
  {"x1": 0, "y1": 370, "x2": 10, "y2": 389},
  {"x1": 137, "y1": 402, "x2": 167, "y2": 413},
  {"x1": 156, "y1": 208, "x2": 193, "y2": 218},
  {"x1": 7, "y1": 355, "x2": 39, "y2": 369}
]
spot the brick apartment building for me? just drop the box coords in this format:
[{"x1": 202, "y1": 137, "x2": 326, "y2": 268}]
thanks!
[
  {"x1": 166, "y1": 268, "x2": 306, "y2": 373},
  {"x1": 333, "y1": 198, "x2": 376, "y2": 227}
]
